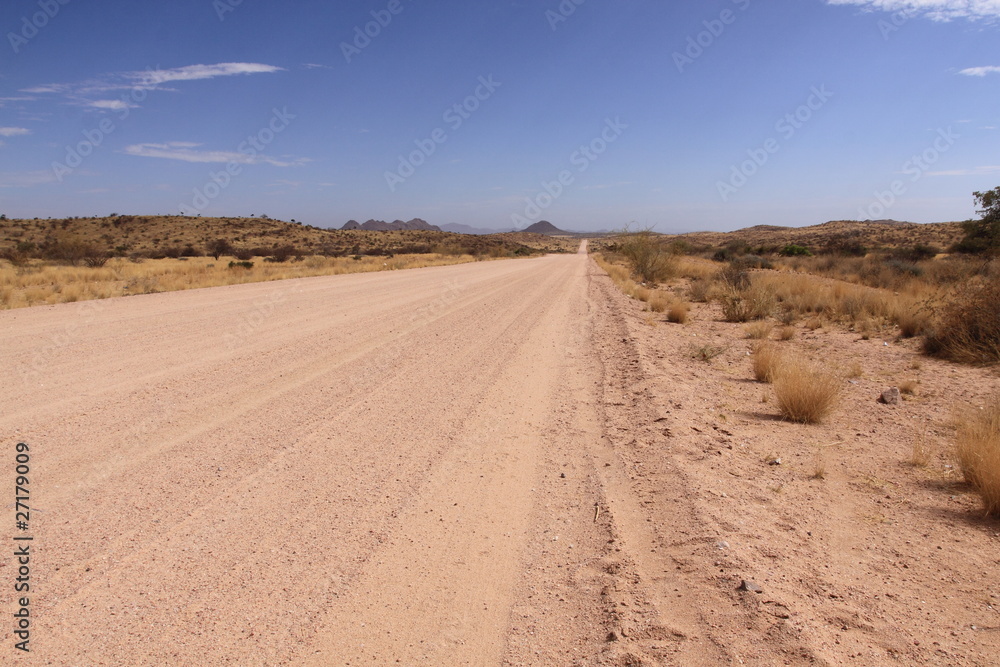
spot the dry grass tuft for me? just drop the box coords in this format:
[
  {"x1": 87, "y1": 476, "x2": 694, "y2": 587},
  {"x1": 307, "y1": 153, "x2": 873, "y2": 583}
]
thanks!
[
  {"x1": 772, "y1": 357, "x2": 841, "y2": 424},
  {"x1": 811, "y1": 449, "x2": 827, "y2": 479},
  {"x1": 745, "y1": 321, "x2": 773, "y2": 340},
  {"x1": 899, "y1": 379, "x2": 919, "y2": 396},
  {"x1": 647, "y1": 292, "x2": 668, "y2": 313},
  {"x1": 666, "y1": 299, "x2": 690, "y2": 324},
  {"x1": 911, "y1": 432, "x2": 933, "y2": 468},
  {"x1": 955, "y1": 397, "x2": 1000, "y2": 516},
  {"x1": 778, "y1": 326, "x2": 796, "y2": 341},
  {"x1": 720, "y1": 280, "x2": 775, "y2": 323},
  {"x1": 751, "y1": 341, "x2": 784, "y2": 383}
]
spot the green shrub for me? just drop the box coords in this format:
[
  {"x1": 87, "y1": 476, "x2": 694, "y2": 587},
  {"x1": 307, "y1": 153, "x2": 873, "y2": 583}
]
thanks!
[
  {"x1": 617, "y1": 228, "x2": 676, "y2": 284},
  {"x1": 779, "y1": 244, "x2": 812, "y2": 257}
]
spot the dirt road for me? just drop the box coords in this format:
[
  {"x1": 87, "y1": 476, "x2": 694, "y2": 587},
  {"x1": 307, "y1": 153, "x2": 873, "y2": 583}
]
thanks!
[{"x1": 0, "y1": 246, "x2": 725, "y2": 665}]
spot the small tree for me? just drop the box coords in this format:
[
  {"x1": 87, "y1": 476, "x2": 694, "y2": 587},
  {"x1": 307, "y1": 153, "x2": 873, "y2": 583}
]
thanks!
[
  {"x1": 206, "y1": 238, "x2": 233, "y2": 260},
  {"x1": 615, "y1": 226, "x2": 676, "y2": 284},
  {"x1": 957, "y1": 187, "x2": 1000, "y2": 254}
]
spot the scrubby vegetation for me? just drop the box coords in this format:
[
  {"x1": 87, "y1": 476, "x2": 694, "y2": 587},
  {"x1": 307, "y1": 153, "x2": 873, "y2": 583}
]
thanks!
[
  {"x1": 0, "y1": 215, "x2": 542, "y2": 265},
  {"x1": 608, "y1": 227, "x2": 678, "y2": 285},
  {"x1": 772, "y1": 356, "x2": 841, "y2": 424},
  {"x1": 955, "y1": 395, "x2": 1000, "y2": 517},
  {"x1": 0, "y1": 253, "x2": 494, "y2": 309},
  {"x1": 0, "y1": 215, "x2": 550, "y2": 309}
]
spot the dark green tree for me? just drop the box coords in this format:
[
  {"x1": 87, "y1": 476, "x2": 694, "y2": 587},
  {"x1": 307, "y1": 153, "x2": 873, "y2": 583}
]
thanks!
[{"x1": 956, "y1": 187, "x2": 1000, "y2": 254}]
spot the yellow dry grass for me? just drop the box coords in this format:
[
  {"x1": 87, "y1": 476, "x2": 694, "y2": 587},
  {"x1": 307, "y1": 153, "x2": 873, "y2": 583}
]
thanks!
[
  {"x1": 772, "y1": 356, "x2": 841, "y2": 424},
  {"x1": 751, "y1": 341, "x2": 783, "y2": 383},
  {"x1": 0, "y1": 254, "x2": 486, "y2": 310},
  {"x1": 955, "y1": 397, "x2": 1000, "y2": 517},
  {"x1": 666, "y1": 299, "x2": 690, "y2": 324}
]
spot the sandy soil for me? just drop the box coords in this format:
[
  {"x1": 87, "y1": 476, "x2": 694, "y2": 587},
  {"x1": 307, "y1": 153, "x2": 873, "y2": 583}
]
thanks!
[{"x1": 1, "y1": 245, "x2": 998, "y2": 665}]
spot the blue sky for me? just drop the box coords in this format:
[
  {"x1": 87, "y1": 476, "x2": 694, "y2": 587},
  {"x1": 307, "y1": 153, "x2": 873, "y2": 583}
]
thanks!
[{"x1": 0, "y1": 0, "x2": 997, "y2": 232}]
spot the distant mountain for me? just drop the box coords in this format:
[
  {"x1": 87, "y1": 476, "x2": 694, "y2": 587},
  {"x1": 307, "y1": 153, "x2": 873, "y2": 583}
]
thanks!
[
  {"x1": 341, "y1": 218, "x2": 442, "y2": 232},
  {"x1": 522, "y1": 220, "x2": 565, "y2": 235}
]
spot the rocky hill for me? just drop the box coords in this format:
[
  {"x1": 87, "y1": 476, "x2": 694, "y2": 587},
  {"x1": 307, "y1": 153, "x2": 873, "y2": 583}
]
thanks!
[
  {"x1": 522, "y1": 221, "x2": 566, "y2": 235},
  {"x1": 341, "y1": 218, "x2": 442, "y2": 232}
]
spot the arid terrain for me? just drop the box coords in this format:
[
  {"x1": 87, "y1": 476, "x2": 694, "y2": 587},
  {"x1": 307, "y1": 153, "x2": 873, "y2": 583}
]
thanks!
[
  {"x1": 660, "y1": 220, "x2": 967, "y2": 254},
  {"x1": 2, "y1": 240, "x2": 999, "y2": 665},
  {"x1": 0, "y1": 215, "x2": 575, "y2": 260}
]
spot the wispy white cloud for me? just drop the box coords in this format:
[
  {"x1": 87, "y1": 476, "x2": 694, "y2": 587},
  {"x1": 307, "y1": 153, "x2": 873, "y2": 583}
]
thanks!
[
  {"x1": 826, "y1": 0, "x2": 1000, "y2": 21},
  {"x1": 0, "y1": 127, "x2": 31, "y2": 137},
  {"x1": 0, "y1": 170, "x2": 57, "y2": 188},
  {"x1": 123, "y1": 142, "x2": 306, "y2": 167},
  {"x1": 130, "y1": 62, "x2": 284, "y2": 87},
  {"x1": 21, "y1": 62, "x2": 284, "y2": 111},
  {"x1": 0, "y1": 96, "x2": 36, "y2": 106},
  {"x1": 928, "y1": 165, "x2": 1000, "y2": 176},
  {"x1": 303, "y1": 63, "x2": 333, "y2": 70},
  {"x1": 86, "y1": 100, "x2": 136, "y2": 111},
  {"x1": 960, "y1": 65, "x2": 1000, "y2": 76}
]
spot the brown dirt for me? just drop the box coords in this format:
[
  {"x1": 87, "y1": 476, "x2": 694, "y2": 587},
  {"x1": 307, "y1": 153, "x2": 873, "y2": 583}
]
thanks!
[{"x1": 2, "y1": 243, "x2": 998, "y2": 665}]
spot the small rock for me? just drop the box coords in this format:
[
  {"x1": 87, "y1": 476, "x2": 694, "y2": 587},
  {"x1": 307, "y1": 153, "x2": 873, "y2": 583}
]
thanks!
[
  {"x1": 738, "y1": 580, "x2": 763, "y2": 593},
  {"x1": 879, "y1": 387, "x2": 901, "y2": 405},
  {"x1": 560, "y1": 473, "x2": 566, "y2": 479},
  {"x1": 768, "y1": 458, "x2": 782, "y2": 466},
  {"x1": 606, "y1": 631, "x2": 619, "y2": 642},
  {"x1": 716, "y1": 541, "x2": 730, "y2": 550}
]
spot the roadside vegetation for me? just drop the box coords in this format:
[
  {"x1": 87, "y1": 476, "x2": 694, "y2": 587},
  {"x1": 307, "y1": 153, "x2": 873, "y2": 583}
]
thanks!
[
  {"x1": 0, "y1": 253, "x2": 503, "y2": 310},
  {"x1": 593, "y1": 188, "x2": 1000, "y2": 519},
  {"x1": 955, "y1": 395, "x2": 1000, "y2": 517},
  {"x1": 0, "y1": 215, "x2": 545, "y2": 310}
]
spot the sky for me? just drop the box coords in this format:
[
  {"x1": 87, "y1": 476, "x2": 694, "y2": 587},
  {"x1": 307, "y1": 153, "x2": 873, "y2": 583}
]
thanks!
[{"x1": 0, "y1": 0, "x2": 997, "y2": 233}]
